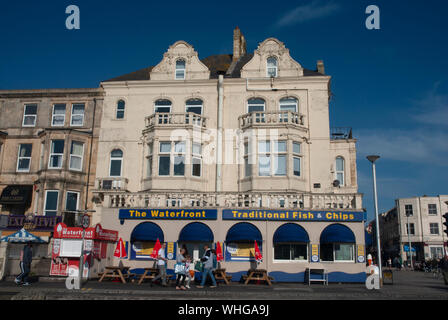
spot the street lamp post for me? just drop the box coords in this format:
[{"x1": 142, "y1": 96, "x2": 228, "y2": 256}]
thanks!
[
  {"x1": 367, "y1": 155, "x2": 383, "y2": 286},
  {"x1": 406, "y1": 213, "x2": 413, "y2": 270}
]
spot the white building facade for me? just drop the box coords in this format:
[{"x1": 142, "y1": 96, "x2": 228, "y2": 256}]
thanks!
[{"x1": 92, "y1": 28, "x2": 366, "y2": 282}]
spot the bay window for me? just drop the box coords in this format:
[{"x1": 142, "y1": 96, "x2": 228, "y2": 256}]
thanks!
[
  {"x1": 49, "y1": 140, "x2": 65, "y2": 169},
  {"x1": 69, "y1": 141, "x2": 84, "y2": 171},
  {"x1": 17, "y1": 144, "x2": 32, "y2": 172},
  {"x1": 44, "y1": 190, "x2": 59, "y2": 217}
]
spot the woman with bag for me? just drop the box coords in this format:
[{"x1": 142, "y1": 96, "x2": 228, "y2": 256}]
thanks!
[{"x1": 175, "y1": 247, "x2": 187, "y2": 290}]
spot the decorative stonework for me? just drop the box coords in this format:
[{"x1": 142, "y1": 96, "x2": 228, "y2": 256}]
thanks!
[
  {"x1": 150, "y1": 41, "x2": 210, "y2": 81},
  {"x1": 241, "y1": 38, "x2": 303, "y2": 78}
]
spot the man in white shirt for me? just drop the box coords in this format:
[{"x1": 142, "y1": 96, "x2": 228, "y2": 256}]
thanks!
[{"x1": 152, "y1": 242, "x2": 168, "y2": 287}]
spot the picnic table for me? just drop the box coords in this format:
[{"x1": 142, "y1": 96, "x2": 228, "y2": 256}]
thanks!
[
  {"x1": 98, "y1": 266, "x2": 134, "y2": 284},
  {"x1": 242, "y1": 269, "x2": 273, "y2": 286},
  {"x1": 213, "y1": 268, "x2": 232, "y2": 285},
  {"x1": 137, "y1": 267, "x2": 173, "y2": 285}
]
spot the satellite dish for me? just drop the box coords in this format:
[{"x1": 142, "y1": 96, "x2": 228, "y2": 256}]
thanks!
[{"x1": 333, "y1": 180, "x2": 340, "y2": 187}]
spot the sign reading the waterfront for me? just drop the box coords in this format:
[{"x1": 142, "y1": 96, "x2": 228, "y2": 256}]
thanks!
[
  {"x1": 119, "y1": 209, "x2": 218, "y2": 221},
  {"x1": 223, "y1": 210, "x2": 364, "y2": 222}
]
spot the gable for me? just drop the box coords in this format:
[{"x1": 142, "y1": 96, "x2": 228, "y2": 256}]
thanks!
[
  {"x1": 240, "y1": 38, "x2": 303, "y2": 78},
  {"x1": 150, "y1": 41, "x2": 210, "y2": 81}
]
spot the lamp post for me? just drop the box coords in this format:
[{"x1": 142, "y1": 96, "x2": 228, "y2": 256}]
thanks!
[
  {"x1": 405, "y1": 212, "x2": 414, "y2": 270},
  {"x1": 367, "y1": 155, "x2": 383, "y2": 286}
]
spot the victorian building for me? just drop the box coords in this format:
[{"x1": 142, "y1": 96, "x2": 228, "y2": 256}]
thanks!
[
  {"x1": 92, "y1": 28, "x2": 366, "y2": 282},
  {"x1": 0, "y1": 88, "x2": 103, "y2": 278}
]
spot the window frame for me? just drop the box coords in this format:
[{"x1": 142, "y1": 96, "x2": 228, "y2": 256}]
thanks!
[
  {"x1": 292, "y1": 142, "x2": 302, "y2": 177},
  {"x1": 335, "y1": 157, "x2": 345, "y2": 187},
  {"x1": 48, "y1": 140, "x2": 65, "y2": 169},
  {"x1": 65, "y1": 191, "x2": 80, "y2": 213},
  {"x1": 51, "y1": 104, "x2": 66, "y2": 127},
  {"x1": 44, "y1": 190, "x2": 59, "y2": 217},
  {"x1": 70, "y1": 103, "x2": 85, "y2": 127},
  {"x1": 175, "y1": 59, "x2": 186, "y2": 80},
  {"x1": 405, "y1": 204, "x2": 414, "y2": 217},
  {"x1": 22, "y1": 104, "x2": 38, "y2": 127},
  {"x1": 267, "y1": 56, "x2": 278, "y2": 78},
  {"x1": 69, "y1": 141, "x2": 84, "y2": 172},
  {"x1": 109, "y1": 149, "x2": 123, "y2": 177},
  {"x1": 192, "y1": 142, "x2": 202, "y2": 178},
  {"x1": 158, "y1": 142, "x2": 172, "y2": 176},
  {"x1": 320, "y1": 243, "x2": 355, "y2": 263},
  {"x1": 16, "y1": 144, "x2": 33, "y2": 172},
  {"x1": 429, "y1": 223, "x2": 439, "y2": 235},
  {"x1": 116, "y1": 100, "x2": 126, "y2": 120},
  {"x1": 273, "y1": 243, "x2": 309, "y2": 263},
  {"x1": 406, "y1": 223, "x2": 415, "y2": 235},
  {"x1": 257, "y1": 140, "x2": 287, "y2": 177},
  {"x1": 428, "y1": 204, "x2": 437, "y2": 215}
]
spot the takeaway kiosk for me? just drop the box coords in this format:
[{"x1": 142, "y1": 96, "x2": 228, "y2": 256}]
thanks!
[{"x1": 50, "y1": 223, "x2": 118, "y2": 279}]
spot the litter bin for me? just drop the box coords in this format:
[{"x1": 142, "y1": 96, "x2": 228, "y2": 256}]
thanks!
[{"x1": 383, "y1": 269, "x2": 393, "y2": 285}]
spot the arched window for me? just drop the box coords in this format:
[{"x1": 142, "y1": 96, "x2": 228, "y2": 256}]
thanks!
[
  {"x1": 186, "y1": 99, "x2": 203, "y2": 115},
  {"x1": 175, "y1": 59, "x2": 186, "y2": 80},
  {"x1": 116, "y1": 100, "x2": 125, "y2": 119},
  {"x1": 155, "y1": 100, "x2": 172, "y2": 124},
  {"x1": 225, "y1": 222, "x2": 263, "y2": 261},
  {"x1": 130, "y1": 222, "x2": 164, "y2": 260},
  {"x1": 335, "y1": 157, "x2": 345, "y2": 186},
  {"x1": 273, "y1": 223, "x2": 310, "y2": 261},
  {"x1": 110, "y1": 149, "x2": 123, "y2": 177},
  {"x1": 267, "y1": 57, "x2": 278, "y2": 78}
]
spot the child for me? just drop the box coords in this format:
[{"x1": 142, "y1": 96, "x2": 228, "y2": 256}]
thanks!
[{"x1": 184, "y1": 255, "x2": 194, "y2": 289}]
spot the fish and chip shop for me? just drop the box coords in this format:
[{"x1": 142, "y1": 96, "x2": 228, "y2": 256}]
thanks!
[{"x1": 97, "y1": 207, "x2": 367, "y2": 283}]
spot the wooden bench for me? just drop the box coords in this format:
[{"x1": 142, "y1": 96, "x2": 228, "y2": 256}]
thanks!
[
  {"x1": 98, "y1": 266, "x2": 135, "y2": 284},
  {"x1": 305, "y1": 268, "x2": 328, "y2": 286},
  {"x1": 137, "y1": 268, "x2": 174, "y2": 285},
  {"x1": 243, "y1": 269, "x2": 273, "y2": 286},
  {"x1": 213, "y1": 269, "x2": 232, "y2": 285}
]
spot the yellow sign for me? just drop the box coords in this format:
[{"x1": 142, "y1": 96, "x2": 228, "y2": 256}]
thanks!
[
  {"x1": 311, "y1": 244, "x2": 319, "y2": 256},
  {"x1": 357, "y1": 245, "x2": 365, "y2": 263},
  {"x1": 167, "y1": 242, "x2": 174, "y2": 254}
]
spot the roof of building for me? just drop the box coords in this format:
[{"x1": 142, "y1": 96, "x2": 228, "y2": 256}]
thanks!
[{"x1": 103, "y1": 54, "x2": 324, "y2": 83}]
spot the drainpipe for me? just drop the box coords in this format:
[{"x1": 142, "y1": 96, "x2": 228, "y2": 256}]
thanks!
[
  {"x1": 85, "y1": 97, "x2": 97, "y2": 211},
  {"x1": 216, "y1": 74, "x2": 224, "y2": 193}
]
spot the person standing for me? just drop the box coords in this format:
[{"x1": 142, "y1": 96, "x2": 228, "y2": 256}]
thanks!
[
  {"x1": 197, "y1": 244, "x2": 217, "y2": 288},
  {"x1": 175, "y1": 247, "x2": 187, "y2": 290},
  {"x1": 152, "y1": 242, "x2": 168, "y2": 287},
  {"x1": 184, "y1": 255, "x2": 194, "y2": 289},
  {"x1": 15, "y1": 242, "x2": 33, "y2": 286}
]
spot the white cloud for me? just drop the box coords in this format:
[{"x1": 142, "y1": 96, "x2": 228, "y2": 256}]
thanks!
[
  {"x1": 410, "y1": 84, "x2": 448, "y2": 126},
  {"x1": 275, "y1": 1, "x2": 341, "y2": 28},
  {"x1": 357, "y1": 129, "x2": 448, "y2": 166}
]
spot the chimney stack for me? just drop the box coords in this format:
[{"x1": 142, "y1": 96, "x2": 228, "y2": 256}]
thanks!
[
  {"x1": 233, "y1": 27, "x2": 247, "y2": 62},
  {"x1": 317, "y1": 60, "x2": 325, "y2": 75}
]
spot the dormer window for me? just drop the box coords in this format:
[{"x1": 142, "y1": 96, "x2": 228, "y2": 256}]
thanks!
[
  {"x1": 267, "y1": 57, "x2": 278, "y2": 78},
  {"x1": 175, "y1": 59, "x2": 186, "y2": 80}
]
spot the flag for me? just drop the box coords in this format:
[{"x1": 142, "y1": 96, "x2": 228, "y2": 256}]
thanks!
[
  {"x1": 254, "y1": 240, "x2": 263, "y2": 262},
  {"x1": 216, "y1": 241, "x2": 223, "y2": 262},
  {"x1": 151, "y1": 238, "x2": 162, "y2": 259},
  {"x1": 114, "y1": 238, "x2": 127, "y2": 258}
]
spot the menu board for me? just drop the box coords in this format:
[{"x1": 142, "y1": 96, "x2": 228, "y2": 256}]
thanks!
[{"x1": 60, "y1": 239, "x2": 83, "y2": 257}]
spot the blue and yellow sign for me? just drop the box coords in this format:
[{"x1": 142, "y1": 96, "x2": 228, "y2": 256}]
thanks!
[
  {"x1": 222, "y1": 210, "x2": 365, "y2": 222},
  {"x1": 119, "y1": 209, "x2": 218, "y2": 221}
]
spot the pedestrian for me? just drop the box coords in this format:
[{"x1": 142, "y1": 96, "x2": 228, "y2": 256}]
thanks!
[
  {"x1": 387, "y1": 257, "x2": 392, "y2": 269},
  {"x1": 184, "y1": 255, "x2": 194, "y2": 289},
  {"x1": 15, "y1": 242, "x2": 33, "y2": 286},
  {"x1": 175, "y1": 247, "x2": 187, "y2": 290},
  {"x1": 398, "y1": 256, "x2": 403, "y2": 270},
  {"x1": 441, "y1": 255, "x2": 448, "y2": 285},
  {"x1": 151, "y1": 242, "x2": 168, "y2": 287},
  {"x1": 197, "y1": 244, "x2": 217, "y2": 288}
]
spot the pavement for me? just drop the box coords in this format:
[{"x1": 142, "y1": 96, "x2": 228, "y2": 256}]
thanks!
[{"x1": 0, "y1": 270, "x2": 447, "y2": 300}]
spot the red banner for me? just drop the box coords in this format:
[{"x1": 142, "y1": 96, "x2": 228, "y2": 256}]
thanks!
[{"x1": 53, "y1": 223, "x2": 118, "y2": 242}]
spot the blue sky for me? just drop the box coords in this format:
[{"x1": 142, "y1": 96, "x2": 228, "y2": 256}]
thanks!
[{"x1": 1, "y1": 0, "x2": 447, "y2": 223}]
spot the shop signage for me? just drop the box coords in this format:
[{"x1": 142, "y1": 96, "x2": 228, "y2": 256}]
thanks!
[
  {"x1": 53, "y1": 223, "x2": 118, "y2": 242},
  {"x1": 1, "y1": 215, "x2": 62, "y2": 231},
  {"x1": 223, "y1": 210, "x2": 365, "y2": 222},
  {"x1": 357, "y1": 245, "x2": 365, "y2": 263},
  {"x1": 310, "y1": 244, "x2": 320, "y2": 263},
  {"x1": 119, "y1": 209, "x2": 218, "y2": 221}
]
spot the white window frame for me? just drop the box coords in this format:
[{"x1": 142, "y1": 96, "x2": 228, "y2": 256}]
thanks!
[
  {"x1": 51, "y1": 104, "x2": 66, "y2": 127},
  {"x1": 16, "y1": 144, "x2": 32, "y2": 172},
  {"x1": 335, "y1": 157, "x2": 345, "y2": 187},
  {"x1": 48, "y1": 140, "x2": 65, "y2": 169},
  {"x1": 258, "y1": 140, "x2": 287, "y2": 177},
  {"x1": 146, "y1": 143, "x2": 153, "y2": 178},
  {"x1": 65, "y1": 191, "x2": 80, "y2": 212},
  {"x1": 429, "y1": 223, "x2": 439, "y2": 235},
  {"x1": 273, "y1": 243, "x2": 309, "y2": 263},
  {"x1": 292, "y1": 142, "x2": 301, "y2": 177},
  {"x1": 22, "y1": 104, "x2": 38, "y2": 127},
  {"x1": 175, "y1": 59, "x2": 186, "y2": 80},
  {"x1": 173, "y1": 141, "x2": 186, "y2": 177},
  {"x1": 69, "y1": 141, "x2": 84, "y2": 172},
  {"x1": 158, "y1": 142, "x2": 171, "y2": 176},
  {"x1": 192, "y1": 142, "x2": 202, "y2": 178},
  {"x1": 267, "y1": 56, "x2": 278, "y2": 78},
  {"x1": 44, "y1": 190, "x2": 59, "y2": 217},
  {"x1": 70, "y1": 103, "x2": 85, "y2": 127},
  {"x1": 428, "y1": 204, "x2": 437, "y2": 215},
  {"x1": 405, "y1": 204, "x2": 414, "y2": 217},
  {"x1": 116, "y1": 100, "x2": 125, "y2": 120},
  {"x1": 109, "y1": 149, "x2": 123, "y2": 177}
]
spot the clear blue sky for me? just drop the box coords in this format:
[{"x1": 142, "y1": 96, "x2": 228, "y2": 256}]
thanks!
[{"x1": 1, "y1": 0, "x2": 447, "y2": 223}]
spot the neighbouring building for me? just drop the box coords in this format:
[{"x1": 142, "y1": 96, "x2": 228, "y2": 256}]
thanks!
[
  {"x1": 380, "y1": 195, "x2": 448, "y2": 264},
  {"x1": 0, "y1": 88, "x2": 104, "y2": 278},
  {"x1": 92, "y1": 28, "x2": 367, "y2": 283}
]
